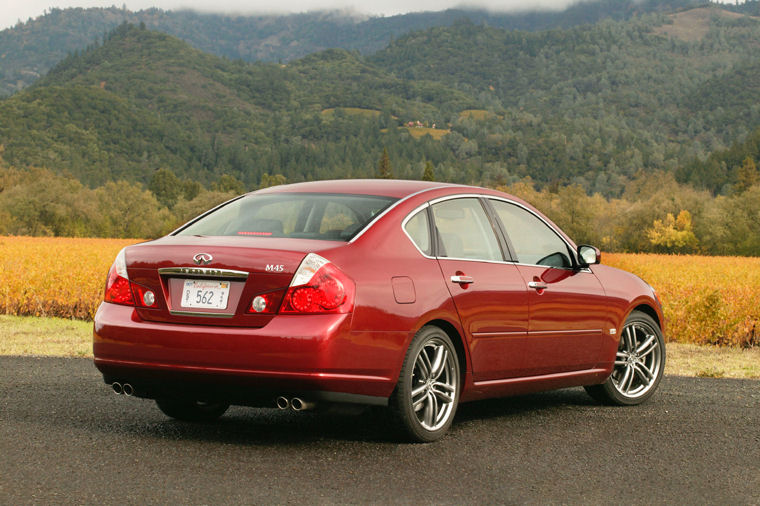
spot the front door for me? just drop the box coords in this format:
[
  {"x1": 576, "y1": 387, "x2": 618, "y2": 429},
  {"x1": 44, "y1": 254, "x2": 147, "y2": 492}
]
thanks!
[{"x1": 488, "y1": 198, "x2": 607, "y2": 376}]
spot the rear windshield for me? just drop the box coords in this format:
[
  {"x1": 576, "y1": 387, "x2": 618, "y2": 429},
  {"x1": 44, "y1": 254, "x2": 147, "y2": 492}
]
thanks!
[{"x1": 176, "y1": 193, "x2": 398, "y2": 241}]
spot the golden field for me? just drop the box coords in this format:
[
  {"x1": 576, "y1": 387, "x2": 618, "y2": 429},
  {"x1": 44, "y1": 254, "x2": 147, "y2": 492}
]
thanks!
[
  {"x1": 0, "y1": 236, "x2": 139, "y2": 320},
  {"x1": 0, "y1": 236, "x2": 757, "y2": 347}
]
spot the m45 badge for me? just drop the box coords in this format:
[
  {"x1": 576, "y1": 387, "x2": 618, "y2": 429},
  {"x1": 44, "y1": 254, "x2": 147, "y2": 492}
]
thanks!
[{"x1": 265, "y1": 264, "x2": 285, "y2": 272}]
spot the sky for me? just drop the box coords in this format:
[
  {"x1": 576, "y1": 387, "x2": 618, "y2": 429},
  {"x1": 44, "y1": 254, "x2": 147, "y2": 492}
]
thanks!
[{"x1": 0, "y1": 0, "x2": 580, "y2": 31}]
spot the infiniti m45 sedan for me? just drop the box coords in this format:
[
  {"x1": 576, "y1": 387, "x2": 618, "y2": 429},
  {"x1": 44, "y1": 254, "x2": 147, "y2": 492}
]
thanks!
[{"x1": 94, "y1": 179, "x2": 665, "y2": 442}]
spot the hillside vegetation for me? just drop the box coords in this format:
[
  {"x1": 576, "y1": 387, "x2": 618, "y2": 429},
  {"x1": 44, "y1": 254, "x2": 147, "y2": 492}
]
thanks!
[
  {"x1": 1, "y1": 8, "x2": 760, "y2": 254},
  {"x1": 0, "y1": 0, "x2": 711, "y2": 96}
]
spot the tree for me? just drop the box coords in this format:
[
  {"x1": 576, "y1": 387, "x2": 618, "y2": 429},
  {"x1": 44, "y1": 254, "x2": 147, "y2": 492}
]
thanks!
[
  {"x1": 260, "y1": 173, "x2": 287, "y2": 189},
  {"x1": 735, "y1": 156, "x2": 758, "y2": 193},
  {"x1": 422, "y1": 161, "x2": 435, "y2": 181},
  {"x1": 377, "y1": 147, "x2": 393, "y2": 179},
  {"x1": 149, "y1": 168, "x2": 182, "y2": 208},
  {"x1": 646, "y1": 210, "x2": 698, "y2": 253}
]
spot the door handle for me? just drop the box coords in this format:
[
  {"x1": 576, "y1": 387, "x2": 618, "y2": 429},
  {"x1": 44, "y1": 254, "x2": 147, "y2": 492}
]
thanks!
[
  {"x1": 528, "y1": 281, "x2": 547, "y2": 290},
  {"x1": 451, "y1": 275, "x2": 474, "y2": 285}
]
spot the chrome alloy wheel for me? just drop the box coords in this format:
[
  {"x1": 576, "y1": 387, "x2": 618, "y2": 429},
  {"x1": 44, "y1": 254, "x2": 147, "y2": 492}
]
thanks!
[
  {"x1": 410, "y1": 337, "x2": 458, "y2": 431},
  {"x1": 611, "y1": 320, "x2": 664, "y2": 399}
]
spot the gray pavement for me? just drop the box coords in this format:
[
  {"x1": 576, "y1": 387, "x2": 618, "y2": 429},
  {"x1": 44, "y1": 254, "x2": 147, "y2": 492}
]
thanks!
[{"x1": 1, "y1": 356, "x2": 758, "y2": 504}]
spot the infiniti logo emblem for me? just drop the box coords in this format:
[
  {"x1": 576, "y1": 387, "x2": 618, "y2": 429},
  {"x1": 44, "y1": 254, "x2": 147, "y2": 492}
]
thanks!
[{"x1": 193, "y1": 253, "x2": 213, "y2": 265}]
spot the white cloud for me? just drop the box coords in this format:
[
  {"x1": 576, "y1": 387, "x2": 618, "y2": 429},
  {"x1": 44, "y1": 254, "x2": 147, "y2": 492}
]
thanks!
[{"x1": 0, "y1": 0, "x2": 578, "y2": 31}]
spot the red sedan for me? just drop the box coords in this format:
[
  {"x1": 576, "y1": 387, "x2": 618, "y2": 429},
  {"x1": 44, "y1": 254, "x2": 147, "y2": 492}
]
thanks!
[{"x1": 94, "y1": 179, "x2": 665, "y2": 442}]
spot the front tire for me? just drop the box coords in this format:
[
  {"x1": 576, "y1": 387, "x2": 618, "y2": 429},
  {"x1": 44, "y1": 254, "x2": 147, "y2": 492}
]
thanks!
[
  {"x1": 585, "y1": 310, "x2": 665, "y2": 405},
  {"x1": 391, "y1": 325, "x2": 460, "y2": 442},
  {"x1": 155, "y1": 398, "x2": 230, "y2": 422}
]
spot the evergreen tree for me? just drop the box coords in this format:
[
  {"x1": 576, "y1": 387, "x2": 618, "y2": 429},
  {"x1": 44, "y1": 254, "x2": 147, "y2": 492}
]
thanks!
[
  {"x1": 735, "y1": 156, "x2": 758, "y2": 193},
  {"x1": 422, "y1": 160, "x2": 435, "y2": 181},
  {"x1": 377, "y1": 147, "x2": 393, "y2": 179}
]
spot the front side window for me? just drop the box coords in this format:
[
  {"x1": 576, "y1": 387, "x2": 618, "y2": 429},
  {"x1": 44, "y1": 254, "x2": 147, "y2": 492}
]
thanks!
[
  {"x1": 431, "y1": 198, "x2": 503, "y2": 262},
  {"x1": 490, "y1": 200, "x2": 573, "y2": 268},
  {"x1": 176, "y1": 193, "x2": 397, "y2": 241}
]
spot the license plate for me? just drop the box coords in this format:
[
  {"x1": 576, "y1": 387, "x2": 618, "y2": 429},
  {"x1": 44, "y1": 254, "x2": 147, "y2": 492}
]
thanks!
[{"x1": 181, "y1": 280, "x2": 230, "y2": 310}]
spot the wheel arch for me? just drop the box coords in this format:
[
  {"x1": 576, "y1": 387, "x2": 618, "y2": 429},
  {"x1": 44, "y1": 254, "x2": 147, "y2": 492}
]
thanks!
[
  {"x1": 423, "y1": 318, "x2": 469, "y2": 384},
  {"x1": 631, "y1": 303, "x2": 662, "y2": 330}
]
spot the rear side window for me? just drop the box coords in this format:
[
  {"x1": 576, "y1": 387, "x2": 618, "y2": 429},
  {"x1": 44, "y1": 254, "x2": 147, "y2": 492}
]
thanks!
[
  {"x1": 403, "y1": 208, "x2": 432, "y2": 256},
  {"x1": 177, "y1": 193, "x2": 397, "y2": 241}
]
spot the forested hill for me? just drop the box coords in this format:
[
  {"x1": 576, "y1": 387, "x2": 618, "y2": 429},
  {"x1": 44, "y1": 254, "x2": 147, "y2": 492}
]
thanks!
[
  {"x1": 0, "y1": 0, "x2": 711, "y2": 96},
  {"x1": 2, "y1": 7, "x2": 760, "y2": 196}
]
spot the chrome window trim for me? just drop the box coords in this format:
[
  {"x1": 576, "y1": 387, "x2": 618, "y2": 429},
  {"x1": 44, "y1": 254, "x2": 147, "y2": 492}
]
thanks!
[
  {"x1": 158, "y1": 267, "x2": 249, "y2": 280},
  {"x1": 349, "y1": 186, "x2": 454, "y2": 243},
  {"x1": 398, "y1": 192, "x2": 590, "y2": 271}
]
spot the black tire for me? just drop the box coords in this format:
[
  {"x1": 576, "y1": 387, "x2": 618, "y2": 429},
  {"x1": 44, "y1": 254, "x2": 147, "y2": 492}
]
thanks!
[
  {"x1": 585, "y1": 310, "x2": 666, "y2": 405},
  {"x1": 391, "y1": 325, "x2": 460, "y2": 442},
  {"x1": 155, "y1": 398, "x2": 230, "y2": 422}
]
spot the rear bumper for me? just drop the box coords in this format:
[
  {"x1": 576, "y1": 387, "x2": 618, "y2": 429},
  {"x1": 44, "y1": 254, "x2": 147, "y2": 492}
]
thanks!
[{"x1": 93, "y1": 303, "x2": 406, "y2": 404}]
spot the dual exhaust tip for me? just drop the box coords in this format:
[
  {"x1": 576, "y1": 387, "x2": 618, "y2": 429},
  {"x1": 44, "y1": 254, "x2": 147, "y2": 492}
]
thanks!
[
  {"x1": 112, "y1": 382, "x2": 134, "y2": 396},
  {"x1": 112, "y1": 386, "x2": 312, "y2": 411},
  {"x1": 276, "y1": 396, "x2": 315, "y2": 412}
]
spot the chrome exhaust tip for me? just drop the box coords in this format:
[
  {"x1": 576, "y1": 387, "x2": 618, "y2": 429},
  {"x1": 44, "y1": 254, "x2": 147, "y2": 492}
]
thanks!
[
  {"x1": 112, "y1": 382, "x2": 123, "y2": 395},
  {"x1": 122, "y1": 383, "x2": 134, "y2": 396},
  {"x1": 291, "y1": 397, "x2": 316, "y2": 411},
  {"x1": 276, "y1": 396, "x2": 290, "y2": 410}
]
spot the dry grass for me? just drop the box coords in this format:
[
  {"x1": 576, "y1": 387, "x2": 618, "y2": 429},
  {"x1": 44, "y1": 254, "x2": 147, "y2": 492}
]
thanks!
[
  {"x1": 1, "y1": 236, "x2": 759, "y2": 348},
  {"x1": 666, "y1": 342, "x2": 760, "y2": 379},
  {"x1": 0, "y1": 236, "x2": 140, "y2": 320},
  {"x1": 1, "y1": 315, "x2": 757, "y2": 379},
  {"x1": 321, "y1": 107, "x2": 381, "y2": 118},
  {"x1": 0, "y1": 315, "x2": 92, "y2": 357},
  {"x1": 604, "y1": 253, "x2": 760, "y2": 348},
  {"x1": 403, "y1": 126, "x2": 450, "y2": 140},
  {"x1": 459, "y1": 109, "x2": 493, "y2": 121},
  {"x1": 653, "y1": 7, "x2": 750, "y2": 42}
]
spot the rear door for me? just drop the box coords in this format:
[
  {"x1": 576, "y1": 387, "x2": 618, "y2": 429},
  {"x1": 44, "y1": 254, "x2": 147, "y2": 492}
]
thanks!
[{"x1": 428, "y1": 197, "x2": 530, "y2": 382}]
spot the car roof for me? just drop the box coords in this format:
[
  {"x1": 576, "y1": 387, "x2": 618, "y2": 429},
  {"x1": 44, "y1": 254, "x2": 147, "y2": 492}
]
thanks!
[{"x1": 253, "y1": 179, "x2": 467, "y2": 199}]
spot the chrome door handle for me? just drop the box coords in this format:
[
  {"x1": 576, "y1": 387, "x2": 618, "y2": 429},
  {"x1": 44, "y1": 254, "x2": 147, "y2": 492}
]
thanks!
[
  {"x1": 451, "y1": 275, "x2": 474, "y2": 285},
  {"x1": 528, "y1": 281, "x2": 547, "y2": 290}
]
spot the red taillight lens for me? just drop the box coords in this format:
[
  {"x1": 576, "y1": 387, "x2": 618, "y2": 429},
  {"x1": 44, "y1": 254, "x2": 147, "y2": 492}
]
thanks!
[
  {"x1": 104, "y1": 249, "x2": 134, "y2": 305},
  {"x1": 280, "y1": 255, "x2": 354, "y2": 314},
  {"x1": 104, "y1": 266, "x2": 134, "y2": 305},
  {"x1": 103, "y1": 248, "x2": 157, "y2": 308}
]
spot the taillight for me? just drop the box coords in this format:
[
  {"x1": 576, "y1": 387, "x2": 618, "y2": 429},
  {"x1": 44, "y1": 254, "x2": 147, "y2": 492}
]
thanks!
[
  {"x1": 103, "y1": 248, "x2": 157, "y2": 308},
  {"x1": 279, "y1": 253, "x2": 354, "y2": 314},
  {"x1": 104, "y1": 249, "x2": 134, "y2": 305}
]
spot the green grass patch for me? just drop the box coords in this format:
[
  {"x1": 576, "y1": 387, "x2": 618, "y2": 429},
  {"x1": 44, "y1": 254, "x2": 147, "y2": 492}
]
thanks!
[{"x1": 0, "y1": 314, "x2": 92, "y2": 357}]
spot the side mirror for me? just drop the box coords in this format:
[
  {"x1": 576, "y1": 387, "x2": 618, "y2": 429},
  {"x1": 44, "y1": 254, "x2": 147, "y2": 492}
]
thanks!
[{"x1": 577, "y1": 245, "x2": 601, "y2": 267}]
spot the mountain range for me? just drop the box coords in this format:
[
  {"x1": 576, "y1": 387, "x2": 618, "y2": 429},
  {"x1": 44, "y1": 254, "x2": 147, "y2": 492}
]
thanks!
[{"x1": 1, "y1": 1, "x2": 759, "y2": 197}]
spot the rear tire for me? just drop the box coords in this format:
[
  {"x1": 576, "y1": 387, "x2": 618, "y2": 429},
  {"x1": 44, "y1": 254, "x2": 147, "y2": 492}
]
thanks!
[
  {"x1": 155, "y1": 398, "x2": 230, "y2": 422},
  {"x1": 391, "y1": 325, "x2": 460, "y2": 442},
  {"x1": 585, "y1": 310, "x2": 665, "y2": 405}
]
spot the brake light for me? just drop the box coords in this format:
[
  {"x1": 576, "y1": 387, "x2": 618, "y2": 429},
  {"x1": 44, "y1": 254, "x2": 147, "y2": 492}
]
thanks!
[
  {"x1": 103, "y1": 248, "x2": 157, "y2": 308},
  {"x1": 104, "y1": 249, "x2": 134, "y2": 305},
  {"x1": 280, "y1": 254, "x2": 355, "y2": 314}
]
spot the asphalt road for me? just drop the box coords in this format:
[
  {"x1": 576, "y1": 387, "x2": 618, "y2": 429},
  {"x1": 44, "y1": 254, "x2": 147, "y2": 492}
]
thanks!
[{"x1": 1, "y1": 357, "x2": 758, "y2": 505}]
